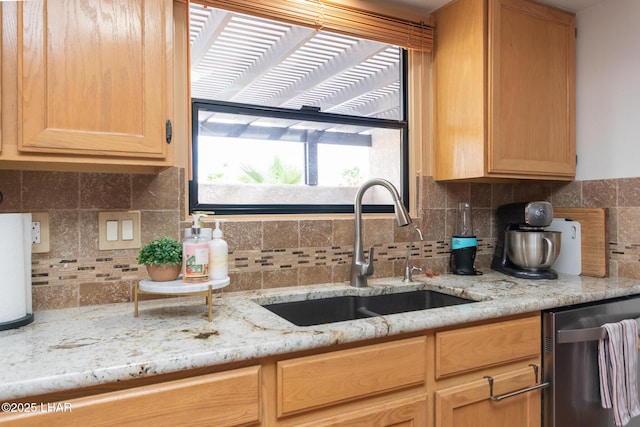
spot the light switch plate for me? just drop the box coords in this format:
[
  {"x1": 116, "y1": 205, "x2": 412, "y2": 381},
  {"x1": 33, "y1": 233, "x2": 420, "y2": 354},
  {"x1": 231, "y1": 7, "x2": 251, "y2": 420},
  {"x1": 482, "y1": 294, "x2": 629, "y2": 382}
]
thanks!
[
  {"x1": 98, "y1": 211, "x2": 141, "y2": 250},
  {"x1": 121, "y1": 219, "x2": 134, "y2": 240},
  {"x1": 106, "y1": 220, "x2": 119, "y2": 241}
]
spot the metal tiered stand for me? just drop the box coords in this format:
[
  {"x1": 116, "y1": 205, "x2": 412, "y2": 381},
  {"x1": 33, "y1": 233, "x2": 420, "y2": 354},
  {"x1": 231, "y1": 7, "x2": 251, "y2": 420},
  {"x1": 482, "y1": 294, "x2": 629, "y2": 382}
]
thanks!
[{"x1": 134, "y1": 277, "x2": 230, "y2": 321}]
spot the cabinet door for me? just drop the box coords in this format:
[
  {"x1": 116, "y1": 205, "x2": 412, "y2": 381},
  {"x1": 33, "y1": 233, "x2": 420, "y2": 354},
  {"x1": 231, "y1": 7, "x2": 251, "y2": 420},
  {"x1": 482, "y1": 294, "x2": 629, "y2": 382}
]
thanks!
[
  {"x1": 18, "y1": 0, "x2": 170, "y2": 159},
  {"x1": 432, "y1": 0, "x2": 486, "y2": 181},
  {"x1": 488, "y1": 0, "x2": 575, "y2": 178},
  {"x1": 435, "y1": 366, "x2": 541, "y2": 427}
]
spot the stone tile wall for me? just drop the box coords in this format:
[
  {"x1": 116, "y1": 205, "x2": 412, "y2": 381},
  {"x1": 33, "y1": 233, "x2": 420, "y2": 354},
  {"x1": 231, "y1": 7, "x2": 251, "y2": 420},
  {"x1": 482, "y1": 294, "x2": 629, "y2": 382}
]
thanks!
[
  {"x1": 0, "y1": 167, "x2": 637, "y2": 310},
  {"x1": 421, "y1": 177, "x2": 640, "y2": 280},
  {"x1": 0, "y1": 168, "x2": 184, "y2": 309}
]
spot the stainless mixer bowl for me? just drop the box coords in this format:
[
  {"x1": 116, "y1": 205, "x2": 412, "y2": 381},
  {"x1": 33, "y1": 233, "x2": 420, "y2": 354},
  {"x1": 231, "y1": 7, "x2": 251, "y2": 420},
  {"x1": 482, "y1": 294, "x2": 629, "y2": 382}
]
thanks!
[{"x1": 505, "y1": 230, "x2": 561, "y2": 271}]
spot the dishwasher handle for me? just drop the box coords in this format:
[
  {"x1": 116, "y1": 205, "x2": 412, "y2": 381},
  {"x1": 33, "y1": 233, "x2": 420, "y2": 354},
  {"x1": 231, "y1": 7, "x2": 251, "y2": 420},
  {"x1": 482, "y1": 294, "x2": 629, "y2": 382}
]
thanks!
[
  {"x1": 556, "y1": 317, "x2": 640, "y2": 344},
  {"x1": 484, "y1": 364, "x2": 549, "y2": 402}
]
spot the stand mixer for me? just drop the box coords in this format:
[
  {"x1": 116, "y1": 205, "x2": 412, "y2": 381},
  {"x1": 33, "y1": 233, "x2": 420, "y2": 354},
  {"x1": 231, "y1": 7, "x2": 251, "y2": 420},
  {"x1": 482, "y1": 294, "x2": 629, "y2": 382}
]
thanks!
[{"x1": 491, "y1": 201, "x2": 561, "y2": 279}]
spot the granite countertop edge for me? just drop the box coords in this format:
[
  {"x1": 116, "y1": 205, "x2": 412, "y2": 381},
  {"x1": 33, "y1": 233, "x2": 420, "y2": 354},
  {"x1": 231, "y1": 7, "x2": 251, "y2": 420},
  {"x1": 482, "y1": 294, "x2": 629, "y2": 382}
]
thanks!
[{"x1": 2, "y1": 270, "x2": 640, "y2": 400}]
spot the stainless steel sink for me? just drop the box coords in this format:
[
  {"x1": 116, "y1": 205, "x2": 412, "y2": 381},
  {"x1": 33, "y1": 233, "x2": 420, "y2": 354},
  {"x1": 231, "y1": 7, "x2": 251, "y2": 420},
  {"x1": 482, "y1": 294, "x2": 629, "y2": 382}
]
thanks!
[{"x1": 261, "y1": 290, "x2": 474, "y2": 326}]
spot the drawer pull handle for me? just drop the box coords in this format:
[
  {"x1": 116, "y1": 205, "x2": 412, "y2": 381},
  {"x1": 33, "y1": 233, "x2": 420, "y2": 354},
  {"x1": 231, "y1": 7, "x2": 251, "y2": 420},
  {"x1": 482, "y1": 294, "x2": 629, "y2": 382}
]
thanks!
[{"x1": 484, "y1": 364, "x2": 549, "y2": 402}]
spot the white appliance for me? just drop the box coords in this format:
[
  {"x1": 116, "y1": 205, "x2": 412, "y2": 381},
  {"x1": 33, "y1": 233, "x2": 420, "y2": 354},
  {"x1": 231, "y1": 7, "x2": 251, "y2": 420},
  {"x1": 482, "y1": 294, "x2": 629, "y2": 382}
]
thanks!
[{"x1": 0, "y1": 213, "x2": 34, "y2": 330}]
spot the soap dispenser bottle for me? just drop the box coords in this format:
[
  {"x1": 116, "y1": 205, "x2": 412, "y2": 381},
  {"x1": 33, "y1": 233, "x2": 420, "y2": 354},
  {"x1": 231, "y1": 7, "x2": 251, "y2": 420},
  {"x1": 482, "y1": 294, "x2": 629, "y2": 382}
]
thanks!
[
  {"x1": 208, "y1": 220, "x2": 228, "y2": 281},
  {"x1": 183, "y1": 214, "x2": 210, "y2": 283}
]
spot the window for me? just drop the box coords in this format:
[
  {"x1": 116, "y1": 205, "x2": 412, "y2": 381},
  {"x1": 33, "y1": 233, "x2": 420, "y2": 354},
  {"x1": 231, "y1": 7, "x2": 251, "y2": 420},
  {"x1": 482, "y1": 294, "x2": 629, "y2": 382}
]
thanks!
[{"x1": 189, "y1": 3, "x2": 410, "y2": 215}]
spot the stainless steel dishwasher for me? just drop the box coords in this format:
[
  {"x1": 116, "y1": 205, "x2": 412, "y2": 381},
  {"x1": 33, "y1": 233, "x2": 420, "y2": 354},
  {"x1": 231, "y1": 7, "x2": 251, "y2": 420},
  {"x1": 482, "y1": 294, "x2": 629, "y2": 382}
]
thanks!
[{"x1": 543, "y1": 295, "x2": 640, "y2": 427}]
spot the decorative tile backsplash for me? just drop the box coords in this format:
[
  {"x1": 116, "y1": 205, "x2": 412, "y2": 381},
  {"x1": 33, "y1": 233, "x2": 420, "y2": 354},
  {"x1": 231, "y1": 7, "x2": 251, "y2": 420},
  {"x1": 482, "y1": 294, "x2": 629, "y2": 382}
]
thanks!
[{"x1": 1, "y1": 167, "x2": 638, "y2": 310}]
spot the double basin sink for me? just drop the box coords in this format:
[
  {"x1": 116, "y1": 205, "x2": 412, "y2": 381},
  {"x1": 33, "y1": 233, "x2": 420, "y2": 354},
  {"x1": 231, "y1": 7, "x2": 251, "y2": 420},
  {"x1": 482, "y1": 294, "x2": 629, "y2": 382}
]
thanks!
[{"x1": 261, "y1": 289, "x2": 474, "y2": 326}]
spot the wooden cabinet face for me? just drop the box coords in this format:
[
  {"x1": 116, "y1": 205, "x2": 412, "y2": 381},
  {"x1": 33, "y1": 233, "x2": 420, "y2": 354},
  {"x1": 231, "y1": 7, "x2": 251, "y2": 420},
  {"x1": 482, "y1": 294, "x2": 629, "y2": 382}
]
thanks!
[
  {"x1": 0, "y1": 367, "x2": 262, "y2": 427},
  {"x1": 300, "y1": 397, "x2": 428, "y2": 427},
  {"x1": 433, "y1": 0, "x2": 486, "y2": 181},
  {"x1": 277, "y1": 337, "x2": 427, "y2": 417},
  {"x1": 433, "y1": 0, "x2": 575, "y2": 181},
  {"x1": 488, "y1": 0, "x2": 576, "y2": 178},
  {"x1": 435, "y1": 367, "x2": 542, "y2": 427},
  {"x1": 435, "y1": 316, "x2": 540, "y2": 379},
  {"x1": 18, "y1": 0, "x2": 169, "y2": 159}
]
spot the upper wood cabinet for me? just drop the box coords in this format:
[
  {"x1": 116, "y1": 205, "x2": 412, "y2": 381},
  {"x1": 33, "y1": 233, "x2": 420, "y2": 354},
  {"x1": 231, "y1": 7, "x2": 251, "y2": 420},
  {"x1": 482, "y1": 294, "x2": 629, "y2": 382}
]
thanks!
[
  {"x1": 0, "y1": 0, "x2": 174, "y2": 173},
  {"x1": 433, "y1": 0, "x2": 576, "y2": 181},
  {"x1": 19, "y1": 0, "x2": 171, "y2": 158}
]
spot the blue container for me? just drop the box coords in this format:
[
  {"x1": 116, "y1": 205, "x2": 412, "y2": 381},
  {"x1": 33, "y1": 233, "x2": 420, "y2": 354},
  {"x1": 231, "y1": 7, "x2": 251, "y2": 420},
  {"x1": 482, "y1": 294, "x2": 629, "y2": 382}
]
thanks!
[{"x1": 451, "y1": 235, "x2": 477, "y2": 250}]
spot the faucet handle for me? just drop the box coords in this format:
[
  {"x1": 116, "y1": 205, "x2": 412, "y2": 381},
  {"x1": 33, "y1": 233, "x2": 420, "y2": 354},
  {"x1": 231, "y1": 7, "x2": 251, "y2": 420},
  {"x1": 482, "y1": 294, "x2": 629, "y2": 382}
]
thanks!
[
  {"x1": 365, "y1": 246, "x2": 375, "y2": 276},
  {"x1": 403, "y1": 265, "x2": 423, "y2": 283}
]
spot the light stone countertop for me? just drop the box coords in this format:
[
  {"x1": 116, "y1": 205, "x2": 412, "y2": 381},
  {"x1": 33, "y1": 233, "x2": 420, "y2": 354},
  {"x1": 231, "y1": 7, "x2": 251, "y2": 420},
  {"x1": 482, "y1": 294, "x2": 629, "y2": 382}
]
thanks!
[{"x1": 2, "y1": 270, "x2": 640, "y2": 400}]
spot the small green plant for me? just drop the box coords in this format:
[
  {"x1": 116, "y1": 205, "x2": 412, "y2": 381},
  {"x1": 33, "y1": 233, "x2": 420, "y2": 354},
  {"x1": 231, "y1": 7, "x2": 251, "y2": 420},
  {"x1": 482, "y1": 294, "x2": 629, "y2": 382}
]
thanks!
[
  {"x1": 239, "y1": 156, "x2": 302, "y2": 184},
  {"x1": 137, "y1": 237, "x2": 182, "y2": 266},
  {"x1": 207, "y1": 172, "x2": 225, "y2": 182},
  {"x1": 341, "y1": 166, "x2": 363, "y2": 186}
]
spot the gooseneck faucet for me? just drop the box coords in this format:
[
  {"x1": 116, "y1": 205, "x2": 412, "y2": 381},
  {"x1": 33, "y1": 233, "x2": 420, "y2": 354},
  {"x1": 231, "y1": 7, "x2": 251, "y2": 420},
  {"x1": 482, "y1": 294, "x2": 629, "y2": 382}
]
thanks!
[{"x1": 351, "y1": 179, "x2": 412, "y2": 287}]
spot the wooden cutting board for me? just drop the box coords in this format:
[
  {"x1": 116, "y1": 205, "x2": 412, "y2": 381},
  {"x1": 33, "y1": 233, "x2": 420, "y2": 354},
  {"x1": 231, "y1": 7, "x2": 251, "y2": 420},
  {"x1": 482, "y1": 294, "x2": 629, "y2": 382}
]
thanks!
[{"x1": 554, "y1": 207, "x2": 607, "y2": 277}]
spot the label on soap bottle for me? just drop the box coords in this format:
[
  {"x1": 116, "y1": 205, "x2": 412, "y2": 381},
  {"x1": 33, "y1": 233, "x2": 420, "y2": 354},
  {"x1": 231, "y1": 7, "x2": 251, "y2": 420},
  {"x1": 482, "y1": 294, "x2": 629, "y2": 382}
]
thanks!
[{"x1": 183, "y1": 242, "x2": 209, "y2": 283}]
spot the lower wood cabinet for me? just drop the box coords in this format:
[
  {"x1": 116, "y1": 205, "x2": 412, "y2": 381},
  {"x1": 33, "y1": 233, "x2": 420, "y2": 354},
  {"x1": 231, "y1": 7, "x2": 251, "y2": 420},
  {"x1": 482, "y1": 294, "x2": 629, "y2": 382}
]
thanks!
[
  {"x1": 435, "y1": 315, "x2": 541, "y2": 378},
  {"x1": 298, "y1": 396, "x2": 428, "y2": 427},
  {"x1": 433, "y1": 314, "x2": 542, "y2": 427},
  {"x1": 277, "y1": 337, "x2": 427, "y2": 417},
  {"x1": 435, "y1": 366, "x2": 542, "y2": 427},
  {"x1": 0, "y1": 366, "x2": 261, "y2": 427},
  {"x1": 0, "y1": 313, "x2": 541, "y2": 427},
  {"x1": 270, "y1": 314, "x2": 540, "y2": 426}
]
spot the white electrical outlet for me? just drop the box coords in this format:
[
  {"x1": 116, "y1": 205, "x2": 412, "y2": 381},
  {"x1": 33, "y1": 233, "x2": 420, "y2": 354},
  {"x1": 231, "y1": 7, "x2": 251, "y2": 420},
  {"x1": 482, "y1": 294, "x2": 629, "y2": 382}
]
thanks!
[
  {"x1": 31, "y1": 212, "x2": 50, "y2": 254},
  {"x1": 32, "y1": 221, "x2": 41, "y2": 244}
]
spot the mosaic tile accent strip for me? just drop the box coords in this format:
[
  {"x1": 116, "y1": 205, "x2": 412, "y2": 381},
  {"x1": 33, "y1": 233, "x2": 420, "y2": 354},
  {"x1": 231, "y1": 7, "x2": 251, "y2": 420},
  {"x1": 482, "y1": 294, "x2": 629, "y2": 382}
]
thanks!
[
  {"x1": 609, "y1": 242, "x2": 640, "y2": 262},
  {"x1": 30, "y1": 239, "x2": 497, "y2": 288},
  {"x1": 31, "y1": 257, "x2": 142, "y2": 287}
]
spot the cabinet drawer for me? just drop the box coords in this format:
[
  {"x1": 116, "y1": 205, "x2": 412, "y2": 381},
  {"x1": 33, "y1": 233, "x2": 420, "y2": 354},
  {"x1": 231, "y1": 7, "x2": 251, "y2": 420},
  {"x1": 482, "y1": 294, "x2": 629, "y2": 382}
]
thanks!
[
  {"x1": 297, "y1": 396, "x2": 428, "y2": 427},
  {"x1": 277, "y1": 336, "x2": 426, "y2": 417},
  {"x1": 0, "y1": 366, "x2": 261, "y2": 427},
  {"x1": 435, "y1": 316, "x2": 540, "y2": 378}
]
